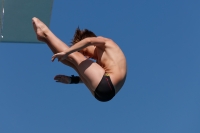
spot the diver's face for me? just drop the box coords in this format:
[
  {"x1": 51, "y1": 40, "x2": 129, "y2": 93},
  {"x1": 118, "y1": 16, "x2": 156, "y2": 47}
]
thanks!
[
  {"x1": 79, "y1": 48, "x2": 88, "y2": 58},
  {"x1": 79, "y1": 46, "x2": 95, "y2": 59}
]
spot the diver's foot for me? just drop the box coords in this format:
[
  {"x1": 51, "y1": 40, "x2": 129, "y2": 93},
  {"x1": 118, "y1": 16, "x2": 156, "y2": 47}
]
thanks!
[{"x1": 32, "y1": 17, "x2": 51, "y2": 42}]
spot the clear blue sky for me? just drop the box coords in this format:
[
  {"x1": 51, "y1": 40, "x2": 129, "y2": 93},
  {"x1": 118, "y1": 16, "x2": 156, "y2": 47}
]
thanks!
[{"x1": 1, "y1": 0, "x2": 200, "y2": 133}]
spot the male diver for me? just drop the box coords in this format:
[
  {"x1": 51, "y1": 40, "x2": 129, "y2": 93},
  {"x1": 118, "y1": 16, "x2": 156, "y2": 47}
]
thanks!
[{"x1": 32, "y1": 17, "x2": 127, "y2": 102}]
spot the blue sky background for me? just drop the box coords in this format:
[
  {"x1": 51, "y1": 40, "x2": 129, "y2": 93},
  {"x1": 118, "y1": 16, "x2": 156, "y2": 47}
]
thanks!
[{"x1": 1, "y1": 0, "x2": 200, "y2": 133}]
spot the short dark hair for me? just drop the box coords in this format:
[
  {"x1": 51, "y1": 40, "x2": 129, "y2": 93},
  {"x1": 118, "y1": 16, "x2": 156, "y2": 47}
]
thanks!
[{"x1": 71, "y1": 27, "x2": 97, "y2": 46}]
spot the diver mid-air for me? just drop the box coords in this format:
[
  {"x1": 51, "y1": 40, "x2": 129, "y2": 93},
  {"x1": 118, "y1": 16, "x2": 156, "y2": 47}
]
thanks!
[{"x1": 32, "y1": 17, "x2": 127, "y2": 102}]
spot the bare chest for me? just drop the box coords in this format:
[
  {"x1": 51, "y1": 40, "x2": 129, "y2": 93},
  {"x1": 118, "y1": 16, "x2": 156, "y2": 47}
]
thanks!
[{"x1": 96, "y1": 49, "x2": 116, "y2": 72}]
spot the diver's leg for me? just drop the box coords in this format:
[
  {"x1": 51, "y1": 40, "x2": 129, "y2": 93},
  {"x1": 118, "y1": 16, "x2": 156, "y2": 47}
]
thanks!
[
  {"x1": 32, "y1": 17, "x2": 78, "y2": 66},
  {"x1": 58, "y1": 60, "x2": 94, "y2": 95},
  {"x1": 32, "y1": 17, "x2": 84, "y2": 63},
  {"x1": 32, "y1": 17, "x2": 97, "y2": 93},
  {"x1": 32, "y1": 17, "x2": 105, "y2": 92},
  {"x1": 68, "y1": 56, "x2": 106, "y2": 92},
  {"x1": 32, "y1": 17, "x2": 72, "y2": 53},
  {"x1": 62, "y1": 54, "x2": 105, "y2": 92}
]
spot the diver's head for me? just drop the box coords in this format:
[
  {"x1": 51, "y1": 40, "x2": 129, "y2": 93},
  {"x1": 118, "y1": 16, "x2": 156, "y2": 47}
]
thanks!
[
  {"x1": 71, "y1": 27, "x2": 96, "y2": 45},
  {"x1": 71, "y1": 27, "x2": 97, "y2": 59}
]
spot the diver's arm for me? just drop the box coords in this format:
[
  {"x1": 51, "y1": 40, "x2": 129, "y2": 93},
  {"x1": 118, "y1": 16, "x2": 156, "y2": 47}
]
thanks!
[
  {"x1": 54, "y1": 75, "x2": 83, "y2": 84},
  {"x1": 52, "y1": 37, "x2": 106, "y2": 61},
  {"x1": 66, "y1": 37, "x2": 106, "y2": 55}
]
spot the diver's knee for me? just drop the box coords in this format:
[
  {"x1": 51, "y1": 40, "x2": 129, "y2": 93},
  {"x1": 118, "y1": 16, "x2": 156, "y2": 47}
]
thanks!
[{"x1": 67, "y1": 53, "x2": 86, "y2": 65}]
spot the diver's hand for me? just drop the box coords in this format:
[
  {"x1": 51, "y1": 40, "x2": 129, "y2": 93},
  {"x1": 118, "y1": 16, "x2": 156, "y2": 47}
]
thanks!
[
  {"x1": 51, "y1": 51, "x2": 69, "y2": 62},
  {"x1": 54, "y1": 75, "x2": 71, "y2": 84}
]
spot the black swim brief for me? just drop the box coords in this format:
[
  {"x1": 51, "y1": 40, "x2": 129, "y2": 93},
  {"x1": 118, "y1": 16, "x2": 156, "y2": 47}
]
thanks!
[{"x1": 94, "y1": 74, "x2": 115, "y2": 102}]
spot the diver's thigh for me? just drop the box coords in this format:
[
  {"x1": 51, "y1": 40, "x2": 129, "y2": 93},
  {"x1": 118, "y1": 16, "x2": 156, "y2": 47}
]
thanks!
[
  {"x1": 76, "y1": 60, "x2": 105, "y2": 91},
  {"x1": 63, "y1": 58, "x2": 96, "y2": 95},
  {"x1": 66, "y1": 52, "x2": 105, "y2": 91}
]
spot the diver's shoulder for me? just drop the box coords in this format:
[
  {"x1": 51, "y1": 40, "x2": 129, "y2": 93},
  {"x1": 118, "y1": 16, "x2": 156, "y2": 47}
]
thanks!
[
  {"x1": 96, "y1": 36, "x2": 120, "y2": 50},
  {"x1": 97, "y1": 36, "x2": 114, "y2": 42}
]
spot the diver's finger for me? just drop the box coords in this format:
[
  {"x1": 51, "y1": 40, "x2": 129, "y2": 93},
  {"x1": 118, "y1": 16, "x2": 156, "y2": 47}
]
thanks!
[{"x1": 52, "y1": 54, "x2": 60, "y2": 62}]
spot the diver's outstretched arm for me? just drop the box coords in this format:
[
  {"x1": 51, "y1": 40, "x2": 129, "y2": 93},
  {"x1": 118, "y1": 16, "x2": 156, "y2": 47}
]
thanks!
[
  {"x1": 54, "y1": 75, "x2": 83, "y2": 84},
  {"x1": 51, "y1": 37, "x2": 107, "y2": 61}
]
